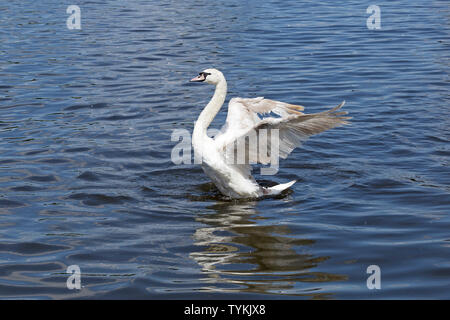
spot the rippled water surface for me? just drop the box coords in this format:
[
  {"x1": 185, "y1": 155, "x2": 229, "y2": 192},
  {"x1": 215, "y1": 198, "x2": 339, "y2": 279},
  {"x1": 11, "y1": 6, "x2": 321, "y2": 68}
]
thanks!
[{"x1": 0, "y1": 0, "x2": 449, "y2": 299}]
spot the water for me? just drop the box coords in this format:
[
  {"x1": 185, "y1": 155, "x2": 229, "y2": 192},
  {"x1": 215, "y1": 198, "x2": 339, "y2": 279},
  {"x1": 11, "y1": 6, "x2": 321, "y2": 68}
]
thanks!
[{"x1": 0, "y1": 0, "x2": 449, "y2": 299}]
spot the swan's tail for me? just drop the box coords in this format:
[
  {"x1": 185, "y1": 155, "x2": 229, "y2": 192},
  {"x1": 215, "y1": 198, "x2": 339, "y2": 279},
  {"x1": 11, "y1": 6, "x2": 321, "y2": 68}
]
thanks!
[{"x1": 264, "y1": 180, "x2": 296, "y2": 196}]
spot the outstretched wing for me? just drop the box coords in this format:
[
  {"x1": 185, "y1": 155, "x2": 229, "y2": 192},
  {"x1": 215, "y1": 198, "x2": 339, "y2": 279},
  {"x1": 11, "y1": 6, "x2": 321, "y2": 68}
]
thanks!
[
  {"x1": 215, "y1": 99, "x2": 349, "y2": 165},
  {"x1": 214, "y1": 97, "x2": 305, "y2": 146}
]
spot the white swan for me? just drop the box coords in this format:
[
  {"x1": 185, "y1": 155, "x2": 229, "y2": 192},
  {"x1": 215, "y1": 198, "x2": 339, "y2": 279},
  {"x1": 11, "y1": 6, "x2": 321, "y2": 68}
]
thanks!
[{"x1": 190, "y1": 68, "x2": 349, "y2": 199}]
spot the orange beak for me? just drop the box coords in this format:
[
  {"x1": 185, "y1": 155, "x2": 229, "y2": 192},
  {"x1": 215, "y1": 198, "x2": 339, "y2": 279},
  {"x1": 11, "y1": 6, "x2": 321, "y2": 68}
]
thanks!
[{"x1": 190, "y1": 73, "x2": 206, "y2": 82}]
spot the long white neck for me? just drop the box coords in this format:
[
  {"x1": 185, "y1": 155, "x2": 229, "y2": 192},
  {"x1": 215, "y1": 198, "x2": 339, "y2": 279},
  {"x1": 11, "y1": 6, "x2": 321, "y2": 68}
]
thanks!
[{"x1": 193, "y1": 77, "x2": 227, "y2": 143}]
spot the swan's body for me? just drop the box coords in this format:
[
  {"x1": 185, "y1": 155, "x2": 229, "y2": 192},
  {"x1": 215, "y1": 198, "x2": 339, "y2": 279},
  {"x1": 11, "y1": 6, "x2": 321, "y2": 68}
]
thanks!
[{"x1": 190, "y1": 69, "x2": 349, "y2": 199}]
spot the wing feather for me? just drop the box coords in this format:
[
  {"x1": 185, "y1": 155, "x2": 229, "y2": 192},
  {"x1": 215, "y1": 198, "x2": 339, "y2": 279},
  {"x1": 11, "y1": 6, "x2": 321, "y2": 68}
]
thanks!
[{"x1": 219, "y1": 100, "x2": 349, "y2": 165}]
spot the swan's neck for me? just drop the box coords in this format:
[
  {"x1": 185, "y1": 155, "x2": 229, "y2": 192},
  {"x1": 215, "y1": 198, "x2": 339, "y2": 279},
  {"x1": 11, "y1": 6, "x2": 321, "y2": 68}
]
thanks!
[{"x1": 193, "y1": 78, "x2": 227, "y2": 142}]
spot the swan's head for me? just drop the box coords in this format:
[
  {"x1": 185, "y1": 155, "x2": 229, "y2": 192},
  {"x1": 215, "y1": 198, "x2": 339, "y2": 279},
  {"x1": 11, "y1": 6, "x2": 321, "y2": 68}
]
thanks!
[{"x1": 190, "y1": 68, "x2": 224, "y2": 85}]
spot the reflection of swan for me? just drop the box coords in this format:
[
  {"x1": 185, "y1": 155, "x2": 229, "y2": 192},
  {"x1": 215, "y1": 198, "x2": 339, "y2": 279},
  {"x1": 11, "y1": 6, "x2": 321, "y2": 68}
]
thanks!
[
  {"x1": 190, "y1": 201, "x2": 347, "y2": 297},
  {"x1": 190, "y1": 68, "x2": 349, "y2": 199}
]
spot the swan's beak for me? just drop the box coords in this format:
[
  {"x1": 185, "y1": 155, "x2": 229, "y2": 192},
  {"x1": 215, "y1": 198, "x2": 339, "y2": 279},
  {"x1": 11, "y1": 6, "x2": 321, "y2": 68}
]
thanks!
[{"x1": 190, "y1": 74, "x2": 206, "y2": 82}]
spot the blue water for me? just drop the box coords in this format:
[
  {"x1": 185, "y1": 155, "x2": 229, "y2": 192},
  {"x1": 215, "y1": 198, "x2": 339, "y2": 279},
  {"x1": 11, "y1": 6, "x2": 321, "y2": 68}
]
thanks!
[{"x1": 0, "y1": 0, "x2": 449, "y2": 299}]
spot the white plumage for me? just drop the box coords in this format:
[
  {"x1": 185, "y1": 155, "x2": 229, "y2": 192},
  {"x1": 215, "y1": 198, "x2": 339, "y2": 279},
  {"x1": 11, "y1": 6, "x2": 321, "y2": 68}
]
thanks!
[{"x1": 190, "y1": 68, "x2": 349, "y2": 199}]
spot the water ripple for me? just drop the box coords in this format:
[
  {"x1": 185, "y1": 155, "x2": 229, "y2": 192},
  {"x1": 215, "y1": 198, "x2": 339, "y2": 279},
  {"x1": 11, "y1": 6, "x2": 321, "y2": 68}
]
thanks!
[{"x1": 0, "y1": 0, "x2": 448, "y2": 299}]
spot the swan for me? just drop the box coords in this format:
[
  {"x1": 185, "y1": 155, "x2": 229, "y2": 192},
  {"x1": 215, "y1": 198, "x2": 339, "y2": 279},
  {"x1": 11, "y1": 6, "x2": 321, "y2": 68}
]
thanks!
[{"x1": 189, "y1": 68, "x2": 349, "y2": 199}]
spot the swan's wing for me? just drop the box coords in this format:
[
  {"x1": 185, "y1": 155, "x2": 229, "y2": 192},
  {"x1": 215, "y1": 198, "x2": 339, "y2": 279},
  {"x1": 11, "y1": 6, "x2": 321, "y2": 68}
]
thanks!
[
  {"x1": 235, "y1": 97, "x2": 305, "y2": 117},
  {"x1": 214, "y1": 97, "x2": 305, "y2": 146},
  {"x1": 221, "y1": 101, "x2": 349, "y2": 165},
  {"x1": 213, "y1": 97, "x2": 305, "y2": 176}
]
